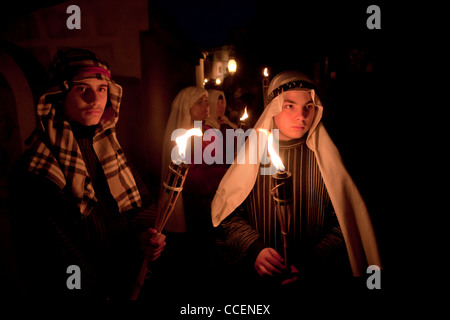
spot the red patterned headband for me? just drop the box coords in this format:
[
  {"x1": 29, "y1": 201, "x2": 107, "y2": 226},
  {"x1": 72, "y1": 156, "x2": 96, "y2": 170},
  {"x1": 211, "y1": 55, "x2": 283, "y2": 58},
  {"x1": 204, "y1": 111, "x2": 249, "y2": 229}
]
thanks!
[{"x1": 75, "y1": 66, "x2": 111, "y2": 79}]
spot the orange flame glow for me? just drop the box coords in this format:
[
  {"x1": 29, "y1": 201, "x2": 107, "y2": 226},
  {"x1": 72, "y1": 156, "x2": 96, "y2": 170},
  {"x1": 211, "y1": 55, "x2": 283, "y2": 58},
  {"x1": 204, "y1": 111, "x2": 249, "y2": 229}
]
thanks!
[
  {"x1": 240, "y1": 107, "x2": 248, "y2": 121},
  {"x1": 268, "y1": 132, "x2": 285, "y2": 172},
  {"x1": 175, "y1": 128, "x2": 203, "y2": 159}
]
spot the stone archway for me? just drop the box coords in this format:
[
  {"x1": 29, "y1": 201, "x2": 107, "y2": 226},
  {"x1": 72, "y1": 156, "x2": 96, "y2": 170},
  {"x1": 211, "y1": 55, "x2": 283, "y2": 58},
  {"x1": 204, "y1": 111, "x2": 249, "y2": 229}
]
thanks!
[
  {"x1": 0, "y1": 48, "x2": 36, "y2": 155},
  {"x1": 0, "y1": 48, "x2": 37, "y2": 298}
]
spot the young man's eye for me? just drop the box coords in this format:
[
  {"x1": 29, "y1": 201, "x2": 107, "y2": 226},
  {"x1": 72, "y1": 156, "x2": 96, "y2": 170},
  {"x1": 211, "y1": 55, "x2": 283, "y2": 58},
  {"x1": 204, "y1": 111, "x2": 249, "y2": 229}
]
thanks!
[
  {"x1": 74, "y1": 86, "x2": 87, "y2": 93},
  {"x1": 98, "y1": 87, "x2": 107, "y2": 93},
  {"x1": 284, "y1": 104, "x2": 294, "y2": 109},
  {"x1": 305, "y1": 104, "x2": 314, "y2": 110}
]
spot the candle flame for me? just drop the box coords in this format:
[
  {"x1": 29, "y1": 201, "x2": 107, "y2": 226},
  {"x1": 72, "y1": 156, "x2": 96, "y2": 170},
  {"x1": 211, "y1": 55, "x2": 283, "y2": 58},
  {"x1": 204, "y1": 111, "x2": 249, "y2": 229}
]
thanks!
[
  {"x1": 175, "y1": 128, "x2": 203, "y2": 159},
  {"x1": 263, "y1": 67, "x2": 269, "y2": 77},
  {"x1": 240, "y1": 107, "x2": 248, "y2": 121},
  {"x1": 268, "y1": 132, "x2": 285, "y2": 172}
]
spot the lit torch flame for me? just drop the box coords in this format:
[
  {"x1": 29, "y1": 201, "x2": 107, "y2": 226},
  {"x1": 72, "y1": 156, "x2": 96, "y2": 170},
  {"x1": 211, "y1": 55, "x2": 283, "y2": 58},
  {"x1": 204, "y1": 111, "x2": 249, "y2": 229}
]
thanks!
[
  {"x1": 268, "y1": 132, "x2": 285, "y2": 172},
  {"x1": 175, "y1": 128, "x2": 203, "y2": 160},
  {"x1": 263, "y1": 67, "x2": 269, "y2": 77},
  {"x1": 240, "y1": 107, "x2": 248, "y2": 121}
]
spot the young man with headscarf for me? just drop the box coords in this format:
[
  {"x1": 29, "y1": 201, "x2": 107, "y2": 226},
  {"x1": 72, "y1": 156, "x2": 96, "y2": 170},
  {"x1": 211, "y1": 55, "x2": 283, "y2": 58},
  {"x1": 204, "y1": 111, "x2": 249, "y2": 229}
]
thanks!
[
  {"x1": 211, "y1": 71, "x2": 381, "y2": 295},
  {"x1": 8, "y1": 48, "x2": 166, "y2": 300}
]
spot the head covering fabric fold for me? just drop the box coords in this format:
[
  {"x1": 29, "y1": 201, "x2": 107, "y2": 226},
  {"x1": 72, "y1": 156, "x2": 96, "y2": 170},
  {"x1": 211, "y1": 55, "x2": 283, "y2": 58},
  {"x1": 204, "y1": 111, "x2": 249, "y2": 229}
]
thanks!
[
  {"x1": 161, "y1": 86, "x2": 208, "y2": 232},
  {"x1": 211, "y1": 71, "x2": 381, "y2": 276},
  {"x1": 26, "y1": 48, "x2": 142, "y2": 216},
  {"x1": 205, "y1": 89, "x2": 223, "y2": 129},
  {"x1": 205, "y1": 89, "x2": 236, "y2": 130}
]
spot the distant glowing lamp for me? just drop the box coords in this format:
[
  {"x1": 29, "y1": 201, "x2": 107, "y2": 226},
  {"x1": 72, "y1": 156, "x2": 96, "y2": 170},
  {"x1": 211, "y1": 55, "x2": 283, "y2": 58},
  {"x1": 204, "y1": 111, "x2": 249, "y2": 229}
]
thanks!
[{"x1": 228, "y1": 59, "x2": 237, "y2": 74}]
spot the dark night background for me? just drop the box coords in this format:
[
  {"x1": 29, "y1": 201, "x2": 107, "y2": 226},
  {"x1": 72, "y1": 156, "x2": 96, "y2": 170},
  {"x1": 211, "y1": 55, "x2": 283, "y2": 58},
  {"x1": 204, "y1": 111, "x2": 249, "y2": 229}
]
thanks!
[{"x1": 0, "y1": 0, "x2": 432, "y2": 313}]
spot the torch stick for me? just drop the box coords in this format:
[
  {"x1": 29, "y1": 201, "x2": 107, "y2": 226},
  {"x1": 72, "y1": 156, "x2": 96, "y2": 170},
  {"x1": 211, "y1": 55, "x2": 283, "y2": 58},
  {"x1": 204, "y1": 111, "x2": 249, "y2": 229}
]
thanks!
[
  {"x1": 155, "y1": 162, "x2": 189, "y2": 232},
  {"x1": 266, "y1": 131, "x2": 293, "y2": 273},
  {"x1": 270, "y1": 171, "x2": 293, "y2": 270},
  {"x1": 130, "y1": 128, "x2": 201, "y2": 300},
  {"x1": 130, "y1": 162, "x2": 189, "y2": 300}
]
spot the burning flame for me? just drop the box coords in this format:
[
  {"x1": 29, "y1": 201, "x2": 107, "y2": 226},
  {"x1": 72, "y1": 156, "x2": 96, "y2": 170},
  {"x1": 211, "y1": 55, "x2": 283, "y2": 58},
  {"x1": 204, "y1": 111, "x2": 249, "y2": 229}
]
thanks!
[
  {"x1": 268, "y1": 132, "x2": 285, "y2": 172},
  {"x1": 228, "y1": 59, "x2": 237, "y2": 73},
  {"x1": 240, "y1": 107, "x2": 248, "y2": 121},
  {"x1": 175, "y1": 128, "x2": 203, "y2": 159},
  {"x1": 263, "y1": 67, "x2": 269, "y2": 77}
]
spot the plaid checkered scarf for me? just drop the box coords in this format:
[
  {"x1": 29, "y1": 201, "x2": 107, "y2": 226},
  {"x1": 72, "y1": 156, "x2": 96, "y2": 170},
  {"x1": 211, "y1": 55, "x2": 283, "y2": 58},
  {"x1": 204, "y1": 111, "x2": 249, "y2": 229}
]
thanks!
[{"x1": 26, "y1": 49, "x2": 142, "y2": 216}]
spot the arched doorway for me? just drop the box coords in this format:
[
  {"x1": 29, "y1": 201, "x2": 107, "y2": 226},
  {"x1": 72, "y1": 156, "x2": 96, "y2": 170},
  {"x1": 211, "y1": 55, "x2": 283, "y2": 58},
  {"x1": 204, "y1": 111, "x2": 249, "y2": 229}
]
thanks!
[{"x1": 0, "y1": 45, "x2": 45, "y2": 298}]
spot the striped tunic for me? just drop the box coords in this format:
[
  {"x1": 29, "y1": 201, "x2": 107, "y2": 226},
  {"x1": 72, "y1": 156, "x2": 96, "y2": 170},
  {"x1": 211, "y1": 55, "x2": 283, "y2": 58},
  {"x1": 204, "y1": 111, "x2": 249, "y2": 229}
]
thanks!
[{"x1": 218, "y1": 136, "x2": 344, "y2": 266}]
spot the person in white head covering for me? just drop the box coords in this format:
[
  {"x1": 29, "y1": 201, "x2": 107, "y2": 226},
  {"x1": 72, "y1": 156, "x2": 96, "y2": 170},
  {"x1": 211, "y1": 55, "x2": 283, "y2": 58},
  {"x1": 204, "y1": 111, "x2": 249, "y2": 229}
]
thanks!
[
  {"x1": 161, "y1": 86, "x2": 209, "y2": 232},
  {"x1": 206, "y1": 89, "x2": 238, "y2": 131},
  {"x1": 205, "y1": 89, "x2": 239, "y2": 165},
  {"x1": 211, "y1": 71, "x2": 381, "y2": 291},
  {"x1": 159, "y1": 86, "x2": 229, "y2": 294},
  {"x1": 161, "y1": 86, "x2": 228, "y2": 234}
]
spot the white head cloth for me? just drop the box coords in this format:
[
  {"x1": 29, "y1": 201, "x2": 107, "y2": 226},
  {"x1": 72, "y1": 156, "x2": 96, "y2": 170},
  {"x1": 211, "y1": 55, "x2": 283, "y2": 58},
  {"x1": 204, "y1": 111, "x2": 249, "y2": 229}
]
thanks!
[
  {"x1": 211, "y1": 71, "x2": 381, "y2": 276},
  {"x1": 205, "y1": 89, "x2": 225, "y2": 129},
  {"x1": 161, "y1": 86, "x2": 208, "y2": 232}
]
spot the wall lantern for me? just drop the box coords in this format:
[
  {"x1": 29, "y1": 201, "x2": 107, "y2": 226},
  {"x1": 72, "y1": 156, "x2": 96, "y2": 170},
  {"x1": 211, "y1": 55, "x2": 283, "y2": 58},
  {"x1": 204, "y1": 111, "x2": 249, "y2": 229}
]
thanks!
[{"x1": 228, "y1": 59, "x2": 237, "y2": 74}]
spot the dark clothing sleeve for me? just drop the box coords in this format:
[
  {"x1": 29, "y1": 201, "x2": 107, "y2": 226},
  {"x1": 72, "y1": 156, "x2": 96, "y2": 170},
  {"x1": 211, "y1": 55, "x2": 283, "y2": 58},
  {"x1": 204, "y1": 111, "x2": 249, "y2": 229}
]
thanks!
[
  {"x1": 8, "y1": 163, "x2": 100, "y2": 299},
  {"x1": 301, "y1": 210, "x2": 349, "y2": 281},
  {"x1": 7, "y1": 152, "x2": 156, "y2": 300},
  {"x1": 311, "y1": 210, "x2": 345, "y2": 260},
  {"x1": 215, "y1": 202, "x2": 346, "y2": 274},
  {"x1": 215, "y1": 205, "x2": 263, "y2": 265},
  {"x1": 128, "y1": 163, "x2": 158, "y2": 233}
]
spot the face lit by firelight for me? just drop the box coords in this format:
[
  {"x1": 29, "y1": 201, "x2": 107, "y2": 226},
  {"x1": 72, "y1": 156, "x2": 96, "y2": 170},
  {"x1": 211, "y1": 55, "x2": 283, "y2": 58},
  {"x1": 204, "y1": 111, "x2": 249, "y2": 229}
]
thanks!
[
  {"x1": 216, "y1": 95, "x2": 225, "y2": 118},
  {"x1": 190, "y1": 94, "x2": 209, "y2": 121},
  {"x1": 274, "y1": 90, "x2": 316, "y2": 141},
  {"x1": 63, "y1": 78, "x2": 109, "y2": 126}
]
